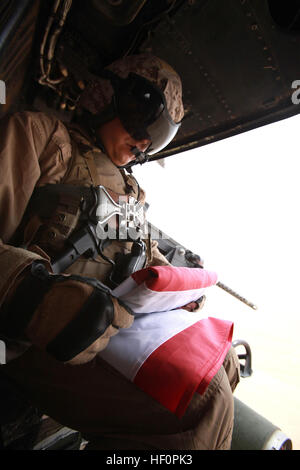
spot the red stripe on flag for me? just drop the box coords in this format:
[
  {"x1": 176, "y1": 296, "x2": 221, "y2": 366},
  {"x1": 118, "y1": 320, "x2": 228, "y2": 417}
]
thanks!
[
  {"x1": 133, "y1": 317, "x2": 233, "y2": 418},
  {"x1": 132, "y1": 266, "x2": 218, "y2": 292}
]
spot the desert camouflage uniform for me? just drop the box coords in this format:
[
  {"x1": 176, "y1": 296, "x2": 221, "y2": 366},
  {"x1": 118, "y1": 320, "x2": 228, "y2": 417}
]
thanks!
[{"x1": 0, "y1": 54, "x2": 239, "y2": 450}]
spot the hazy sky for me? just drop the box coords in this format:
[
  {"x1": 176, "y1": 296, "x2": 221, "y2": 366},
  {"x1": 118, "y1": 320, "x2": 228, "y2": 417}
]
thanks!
[{"x1": 134, "y1": 113, "x2": 300, "y2": 320}]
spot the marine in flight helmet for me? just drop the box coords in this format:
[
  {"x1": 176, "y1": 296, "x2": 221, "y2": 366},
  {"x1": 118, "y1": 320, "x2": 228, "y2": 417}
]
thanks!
[{"x1": 79, "y1": 54, "x2": 184, "y2": 164}]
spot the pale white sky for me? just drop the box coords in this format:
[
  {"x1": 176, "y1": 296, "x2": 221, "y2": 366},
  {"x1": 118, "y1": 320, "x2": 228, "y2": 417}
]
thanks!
[{"x1": 133, "y1": 113, "x2": 300, "y2": 449}]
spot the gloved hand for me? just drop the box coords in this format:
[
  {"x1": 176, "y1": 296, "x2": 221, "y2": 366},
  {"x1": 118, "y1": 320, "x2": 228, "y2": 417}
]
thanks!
[{"x1": 0, "y1": 262, "x2": 134, "y2": 364}]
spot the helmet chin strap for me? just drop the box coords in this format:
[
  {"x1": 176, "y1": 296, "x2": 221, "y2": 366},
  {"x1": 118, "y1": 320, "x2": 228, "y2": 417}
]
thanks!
[
  {"x1": 118, "y1": 146, "x2": 149, "y2": 172},
  {"x1": 131, "y1": 146, "x2": 149, "y2": 164}
]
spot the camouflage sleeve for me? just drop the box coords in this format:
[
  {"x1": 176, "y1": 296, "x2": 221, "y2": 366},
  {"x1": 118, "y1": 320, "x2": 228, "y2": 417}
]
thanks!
[
  {"x1": 0, "y1": 111, "x2": 72, "y2": 243},
  {"x1": 0, "y1": 110, "x2": 72, "y2": 317}
]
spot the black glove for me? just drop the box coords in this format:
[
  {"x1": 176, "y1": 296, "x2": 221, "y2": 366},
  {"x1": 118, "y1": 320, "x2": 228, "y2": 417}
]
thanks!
[{"x1": 0, "y1": 262, "x2": 134, "y2": 364}]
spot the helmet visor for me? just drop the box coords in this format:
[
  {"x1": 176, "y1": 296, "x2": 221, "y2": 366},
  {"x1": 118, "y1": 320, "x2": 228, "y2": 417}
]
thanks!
[
  {"x1": 115, "y1": 73, "x2": 181, "y2": 155},
  {"x1": 143, "y1": 106, "x2": 180, "y2": 155}
]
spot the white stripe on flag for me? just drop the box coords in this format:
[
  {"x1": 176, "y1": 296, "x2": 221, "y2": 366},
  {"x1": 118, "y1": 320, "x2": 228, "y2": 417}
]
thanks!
[
  {"x1": 117, "y1": 285, "x2": 207, "y2": 315},
  {"x1": 99, "y1": 308, "x2": 205, "y2": 380}
]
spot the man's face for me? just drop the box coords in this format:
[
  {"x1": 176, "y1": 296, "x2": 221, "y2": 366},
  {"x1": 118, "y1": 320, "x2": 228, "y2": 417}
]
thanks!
[{"x1": 97, "y1": 117, "x2": 150, "y2": 167}]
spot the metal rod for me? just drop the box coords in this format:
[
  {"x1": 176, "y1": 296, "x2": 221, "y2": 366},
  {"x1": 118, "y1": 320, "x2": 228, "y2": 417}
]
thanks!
[{"x1": 216, "y1": 281, "x2": 258, "y2": 310}]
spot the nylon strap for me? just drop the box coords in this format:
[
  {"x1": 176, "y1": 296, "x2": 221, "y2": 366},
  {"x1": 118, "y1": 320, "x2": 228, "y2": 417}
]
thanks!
[{"x1": 84, "y1": 150, "x2": 103, "y2": 186}]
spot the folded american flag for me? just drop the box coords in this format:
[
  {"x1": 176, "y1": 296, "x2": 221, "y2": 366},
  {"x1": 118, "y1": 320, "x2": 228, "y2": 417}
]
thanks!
[{"x1": 99, "y1": 265, "x2": 233, "y2": 417}]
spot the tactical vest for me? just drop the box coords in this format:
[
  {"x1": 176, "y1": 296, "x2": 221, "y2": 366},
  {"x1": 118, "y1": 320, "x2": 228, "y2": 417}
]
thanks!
[{"x1": 21, "y1": 126, "x2": 147, "y2": 284}]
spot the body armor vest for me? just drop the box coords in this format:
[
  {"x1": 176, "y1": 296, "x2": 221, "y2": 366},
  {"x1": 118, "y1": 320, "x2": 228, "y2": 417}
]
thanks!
[{"x1": 21, "y1": 126, "x2": 146, "y2": 284}]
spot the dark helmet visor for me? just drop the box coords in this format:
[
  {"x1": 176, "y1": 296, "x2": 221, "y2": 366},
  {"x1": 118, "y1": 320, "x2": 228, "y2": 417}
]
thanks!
[{"x1": 114, "y1": 73, "x2": 181, "y2": 155}]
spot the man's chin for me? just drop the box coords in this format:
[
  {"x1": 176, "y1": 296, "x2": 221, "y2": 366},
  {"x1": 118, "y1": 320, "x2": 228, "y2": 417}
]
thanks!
[{"x1": 116, "y1": 152, "x2": 136, "y2": 167}]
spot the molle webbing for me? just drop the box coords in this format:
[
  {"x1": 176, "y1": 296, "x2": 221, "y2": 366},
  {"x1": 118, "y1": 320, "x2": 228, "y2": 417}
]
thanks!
[
  {"x1": 29, "y1": 184, "x2": 126, "y2": 218},
  {"x1": 25, "y1": 184, "x2": 130, "y2": 259},
  {"x1": 25, "y1": 185, "x2": 94, "y2": 254},
  {"x1": 28, "y1": 185, "x2": 95, "y2": 219}
]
